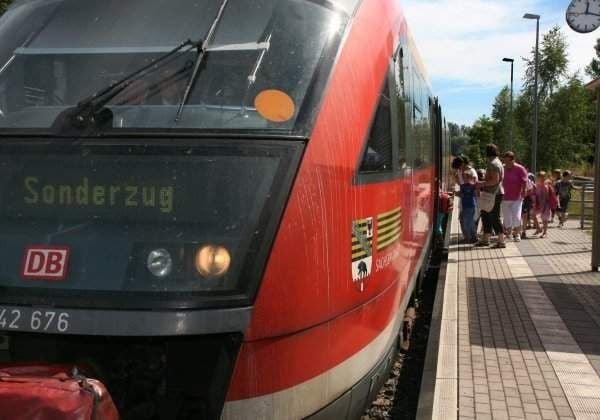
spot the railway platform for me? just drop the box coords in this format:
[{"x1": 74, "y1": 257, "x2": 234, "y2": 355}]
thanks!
[{"x1": 418, "y1": 207, "x2": 600, "y2": 419}]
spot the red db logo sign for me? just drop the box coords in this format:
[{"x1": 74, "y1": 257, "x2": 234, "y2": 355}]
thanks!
[{"x1": 22, "y1": 246, "x2": 70, "y2": 281}]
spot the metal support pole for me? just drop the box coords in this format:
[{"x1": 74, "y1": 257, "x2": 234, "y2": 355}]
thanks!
[
  {"x1": 591, "y1": 88, "x2": 600, "y2": 271},
  {"x1": 581, "y1": 183, "x2": 586, "y2": 230},
  {"x1": 533, "y1": 18, "x2": 540, "y2": 174},
  {"x1": 509, "y1": 61, "x2": 514, "y2": 151}
]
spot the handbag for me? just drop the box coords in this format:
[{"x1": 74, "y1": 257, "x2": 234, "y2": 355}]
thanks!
[
  {"x1": 548, "y1": 185, "x2": 559, "y2": 210},
  {"x1": 479, "y1": 190, "x2": 496, "y2": 213}
]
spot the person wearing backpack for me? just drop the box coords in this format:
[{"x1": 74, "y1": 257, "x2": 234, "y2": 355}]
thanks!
[{"x1": 555, "y1": 170, "x2": 581, "y2": 227}]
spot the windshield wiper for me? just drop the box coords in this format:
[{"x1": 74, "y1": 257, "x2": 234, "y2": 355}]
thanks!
[
  {"x1": 174, "y1": 0, "x2": 229, "y2": 122},
  {"x1": 53, "y1": 39, "x2": 200, "y2": 133}
]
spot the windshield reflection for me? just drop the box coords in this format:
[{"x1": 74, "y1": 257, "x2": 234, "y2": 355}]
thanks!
[{"x1": 0, "y1": 0, "x2": 347, "y2": 133}]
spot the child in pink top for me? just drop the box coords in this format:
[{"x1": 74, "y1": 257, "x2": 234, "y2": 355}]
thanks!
[{"x1": 533, "y1": 171, "x2": 558, "y2": 238}]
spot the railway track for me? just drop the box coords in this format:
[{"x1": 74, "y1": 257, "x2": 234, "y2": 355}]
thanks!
[{"x1": 362, "y1": 251, "x2": 441, "y2": 420}]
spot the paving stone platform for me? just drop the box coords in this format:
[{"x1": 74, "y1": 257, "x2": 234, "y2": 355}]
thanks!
[{"x1": 418, "y1": 206, "x2": 600, "y2": 420}]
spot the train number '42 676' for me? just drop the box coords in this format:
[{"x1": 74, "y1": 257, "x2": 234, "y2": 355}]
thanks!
[{"x1": 0, "y1": 308, "x2": 70, "y2": 333}]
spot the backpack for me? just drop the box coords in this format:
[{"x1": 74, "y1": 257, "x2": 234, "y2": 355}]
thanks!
[{"x1": 526, "y1": 179, "x2": 535, "y2": 193}]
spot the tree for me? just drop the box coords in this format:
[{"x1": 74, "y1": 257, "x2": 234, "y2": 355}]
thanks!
[
  {"x1": 523, "y1": 26, "x2": 569, "y2": 101},
  {"x1": 466, "y1": 116, "x2": 495, "y2": 168},
  {"x1": 449, "y1": 121, "x2": 481, "y2": 164},
  {"x1": 491, "y1": 86, "x2": 512, "y2": 152},
  {"x1": 447, "y1": 122, "x2": 460, "y2": 138},
  {"x1": 515, "y1": 26, "x2": 594, "y2": 172},
  {"x1": 0, "y1": 0, "x2": 12, "y2": 15},
  {"x1": 512, "y1": 94, "x2": 532, "y2": 166},
  {"x1": 450, "y1": 134, "x2": 470, "y2": 157},
  {"x1": 586, "y1": 38, "x2": 600, "y2": 79},
  {"x1": 537, "y1": 76, "x2": 595, "y2": 171}
]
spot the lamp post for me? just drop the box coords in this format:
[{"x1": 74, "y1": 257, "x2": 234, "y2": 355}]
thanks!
[
  {"x1": 502, "y1": 58, "x2": 514, "y2": 151},
  {"x1": 524, "y1": 13, "x2": 540, "y2": 173}
]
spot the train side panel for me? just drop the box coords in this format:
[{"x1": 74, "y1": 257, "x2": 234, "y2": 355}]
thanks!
[{"x1": 223, "y1": 0, "x2": 437, "y2": 417}]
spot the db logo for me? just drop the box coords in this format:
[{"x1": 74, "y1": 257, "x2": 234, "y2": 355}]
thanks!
[{"x1": 22, "y1": 246, "x2": 70, "y2": 281}]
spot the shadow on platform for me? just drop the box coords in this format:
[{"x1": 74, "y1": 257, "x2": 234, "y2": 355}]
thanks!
[{"x1": 465, "y1": 275, "x2": 600, "y2": 358}]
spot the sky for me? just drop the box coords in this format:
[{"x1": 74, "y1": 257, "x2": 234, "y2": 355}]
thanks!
[{"x1": 402, "y1": 0, "x2": 600, "y2": 127}]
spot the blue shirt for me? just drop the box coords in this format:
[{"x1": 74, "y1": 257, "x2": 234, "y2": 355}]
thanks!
[{"x1": 461, "y1": 183, "x2": 476, "y2": 208}]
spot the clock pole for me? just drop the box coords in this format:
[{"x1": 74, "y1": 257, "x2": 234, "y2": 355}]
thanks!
[{"x1": 570, "y1": 1, "x2": 600, "y2": 271}]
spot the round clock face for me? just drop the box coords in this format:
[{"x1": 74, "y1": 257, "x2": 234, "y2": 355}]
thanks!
[{"x1": 567, "y1": 0, "x2": 600, "y2": 33}]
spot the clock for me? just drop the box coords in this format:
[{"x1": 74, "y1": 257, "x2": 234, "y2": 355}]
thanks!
[{"x1": 567, "y1": 0, "x2": 600, "y2": 33}]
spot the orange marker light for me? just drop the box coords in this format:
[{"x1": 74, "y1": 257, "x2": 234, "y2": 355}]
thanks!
[
  {"x1": 254, "y1": 89, "x2": 295, "y2": 122},
  {"x1": 195, "y1": 245, "x2": 231, "y2": 278}
]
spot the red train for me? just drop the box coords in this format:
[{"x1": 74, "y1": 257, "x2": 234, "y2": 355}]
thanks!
[{"x1": 0, "y1": 0, "x2": 451, "y2": 418}]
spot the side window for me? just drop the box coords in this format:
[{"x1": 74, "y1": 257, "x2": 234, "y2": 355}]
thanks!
[
  {"x1": 413, "y1": 104, "x2": 424, "y2": 168},
  {"x1": 428, "y1": 98, "x2": 436, "y2": 167},
  {"x1": 359, "y1": 78, "x2": 392, "y2": 173},
  {"x1": 411, "y1": 73, "x2": 433, "y2": 169},
  {"x1": 394, "y1": 49, "x2": 407, "y2": 173}
]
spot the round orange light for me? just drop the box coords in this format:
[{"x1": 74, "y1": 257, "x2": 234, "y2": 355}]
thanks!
[
  {"x1": 254, "y1": 89, "x2": 295, "y2": 122},
  {"x1": 195, "y1": 245, "x2": 231, "y2": 278}
]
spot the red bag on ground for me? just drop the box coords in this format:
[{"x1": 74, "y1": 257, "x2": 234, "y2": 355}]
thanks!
[{"x1": 0, "y1": 364, "x2": 119, "y2": 420}]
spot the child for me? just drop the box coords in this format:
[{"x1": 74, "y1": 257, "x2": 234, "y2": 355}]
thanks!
[
  {"x1": 476, "y1": 169, "x2": 486, "y2": 183},
  {"x1": 458, "y1": 171, "x2": 478, "y2": 243},
  {"x1": 533, "y1": 172, "x2": 557, "y2": 238},
  {"x1": 436, "y1": 188, "x2": 451, "y2": 244},
  {"x1": 555, "y1": 170, "x2": 580, "y2": 227}
]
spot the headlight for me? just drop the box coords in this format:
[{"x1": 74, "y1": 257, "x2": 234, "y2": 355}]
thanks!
[
  {"x1": 146, "y1": 248, "x2": 173, "y2": 278},
  {"x1": 194, "y1": 245, "x2": 231, "y2": 278}
]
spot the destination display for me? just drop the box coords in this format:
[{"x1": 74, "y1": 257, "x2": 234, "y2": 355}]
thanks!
[
  {"x1": 0, "y1": 153, "x2": 279, "y2": 224},
  {"x1": 22, "y1": 176, "x2": 175, "y2": 215}
]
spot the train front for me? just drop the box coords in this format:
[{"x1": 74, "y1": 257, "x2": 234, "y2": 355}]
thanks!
[{"x1": 0, "y1": 0, "x2": 350, "y2": 418}]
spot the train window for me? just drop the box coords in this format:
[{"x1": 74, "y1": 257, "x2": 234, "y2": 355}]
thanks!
[
  {"x1": 359, "y1": 78, "x2": 393, "y2": 173},
  {"x1": 413, "y1": 105, "x2": 423, "y2": 168},
  {"x1": 410, "y1": 71, "x2": 433, "y2": 169},
  {"x1": 0, "y1": 0, "x2": 349, "y2": 134},
  {"x1": 393, "y1": 48, "x2": 407, "y2": 174}
]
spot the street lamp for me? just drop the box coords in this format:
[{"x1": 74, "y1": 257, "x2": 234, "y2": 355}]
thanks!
[
  {"x1": 502, "y1": 58, "x2": 514, "y2": 151},
  {"x1": 523, "y1": 13, "x2": 540, "y2": 173}
]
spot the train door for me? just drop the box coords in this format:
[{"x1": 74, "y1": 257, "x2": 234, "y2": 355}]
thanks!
[
  {"x1": 411, "y1": 70, "x2": 432, "y2": 238},
  {"x1": 392, "y1": 44, "x2": 413, "y2": 243},
  {"x1": 431, "y1": 99, "x2": 442, "y2": 219},
  {"x1": 392, "y1": 47, "x2": 408, "y2": 177},
  {"x1": 395, "y1": 44, "x2": 416, "y2": 243}
]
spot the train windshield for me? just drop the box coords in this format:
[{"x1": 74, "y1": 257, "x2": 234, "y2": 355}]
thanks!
[{"x1": 0, "y1": 0, "x2": 348, "y2": 134}]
